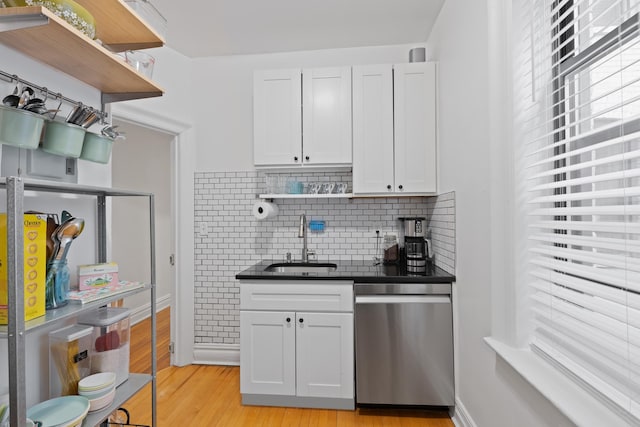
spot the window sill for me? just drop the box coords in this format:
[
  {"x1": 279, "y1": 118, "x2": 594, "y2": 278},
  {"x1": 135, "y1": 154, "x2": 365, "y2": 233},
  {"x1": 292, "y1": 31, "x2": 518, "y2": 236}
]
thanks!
[{"x1": 484, "y1": 337, "x2": 631, "y2": 427}]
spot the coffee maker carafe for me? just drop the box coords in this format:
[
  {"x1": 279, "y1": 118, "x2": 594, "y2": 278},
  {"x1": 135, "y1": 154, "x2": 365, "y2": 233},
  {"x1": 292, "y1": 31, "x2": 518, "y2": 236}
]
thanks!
[{"x1": 399, "y1": 217, "x2": 432, "y2": 274}]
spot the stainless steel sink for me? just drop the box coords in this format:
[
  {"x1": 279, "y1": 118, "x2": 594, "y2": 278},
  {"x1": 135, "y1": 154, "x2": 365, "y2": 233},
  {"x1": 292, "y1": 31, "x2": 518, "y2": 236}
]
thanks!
[{"x1": 264, "y1": 262, "x2": 338, "y2": 274}]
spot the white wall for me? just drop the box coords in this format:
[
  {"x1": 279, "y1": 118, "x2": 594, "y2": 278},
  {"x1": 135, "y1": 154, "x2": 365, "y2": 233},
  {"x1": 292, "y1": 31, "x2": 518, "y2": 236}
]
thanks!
[
  {"x1": 110, "y1": 120, "x2": 173, "y2": 315},
  {"x1": 427, "y1": 1, "x2": 575, "y2": 426},
  {"x1": 191, "y1": 43, "x2": 424, "y2": 172}
]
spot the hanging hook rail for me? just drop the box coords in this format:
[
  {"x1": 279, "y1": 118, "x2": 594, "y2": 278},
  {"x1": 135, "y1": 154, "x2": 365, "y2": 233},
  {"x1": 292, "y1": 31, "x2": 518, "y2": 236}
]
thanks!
[{"x1": 0, "y1": 69, "x2": 108, "y2": 124}]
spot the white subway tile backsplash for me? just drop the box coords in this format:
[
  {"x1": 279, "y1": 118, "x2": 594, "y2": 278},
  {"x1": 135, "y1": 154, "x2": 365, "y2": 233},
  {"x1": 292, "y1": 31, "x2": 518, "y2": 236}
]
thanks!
[{"x1": 194, "y1": 171, "x2": 456, "y2": 344}]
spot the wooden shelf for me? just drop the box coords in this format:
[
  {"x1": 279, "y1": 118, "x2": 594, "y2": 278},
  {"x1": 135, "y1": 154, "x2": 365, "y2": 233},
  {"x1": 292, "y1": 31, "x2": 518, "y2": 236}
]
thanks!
[
  {"x1": 75, "y1": 0, "x2": 165, "y2": 51},
  {"x1": 0, "y1": 6, "x2": 164, "y2": 103}
]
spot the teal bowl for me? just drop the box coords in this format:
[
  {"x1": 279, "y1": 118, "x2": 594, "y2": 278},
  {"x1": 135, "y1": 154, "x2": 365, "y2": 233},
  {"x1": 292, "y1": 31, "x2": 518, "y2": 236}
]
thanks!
[
  {"x1": 81, "y1": 132, "x2": 114, "y2": 164},
  {"x1": 42, "y1": 120, "x2": 86, "y2": 158},
  {"x1": 0, "y1": 105, "x2": 45, "y2": 149}
]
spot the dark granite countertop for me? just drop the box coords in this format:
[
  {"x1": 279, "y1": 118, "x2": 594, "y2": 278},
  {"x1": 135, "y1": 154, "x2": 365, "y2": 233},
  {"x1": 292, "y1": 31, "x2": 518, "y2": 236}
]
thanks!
[{"x1": 235, "y1": 259, "x2": 456, "y2": 283}]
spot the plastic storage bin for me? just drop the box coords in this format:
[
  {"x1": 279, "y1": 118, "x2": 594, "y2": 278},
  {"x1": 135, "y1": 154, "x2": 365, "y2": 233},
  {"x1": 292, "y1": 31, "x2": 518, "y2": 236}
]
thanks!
[
  {"x1": 124, "y1": 0, "x2": 167, "y2": 40},
  {"x1": 80, "y1": 132, "x2": 114, "y2": 164},
  {"x1": 0, "y1": 105, "x2": 45, "y2": 149},
  {"x1": 41, "y1": 120, "x2": 86, "y2": 158},
  {"x1": 49, "y1": 324, "x2": 93, "y2": 397},
  {"x1": 78, "y1": 307, "x2": 131, "y2": 387}
]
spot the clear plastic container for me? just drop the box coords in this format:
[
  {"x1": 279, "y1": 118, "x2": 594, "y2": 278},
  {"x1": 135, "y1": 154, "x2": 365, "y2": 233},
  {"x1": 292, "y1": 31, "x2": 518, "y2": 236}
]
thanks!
[
  {"x1": 78, "y1": 307, "x2": 131, "y2": 386},
  {"x1": 124, "y1": 0, "x2": 167, "y2": 40},
  {"x1": 49, "y1": 324, "x2": 93, "y2": 397},
  {"x1": 124, "y1": 50, "x2": 155, "y2": 78},
  {"x1": 45, "y1": 259, "x2": 70, "y2": 310}
]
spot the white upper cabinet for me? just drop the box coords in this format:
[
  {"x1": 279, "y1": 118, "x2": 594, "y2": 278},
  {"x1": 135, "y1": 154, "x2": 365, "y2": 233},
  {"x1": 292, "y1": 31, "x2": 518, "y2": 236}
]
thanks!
[
  {"x1": 352, "y1": 62, "x2": 437, "y2": 196},
  {"x1": 352, "y1": 64, "x2": 395, "y2": 194},
  {"x1": 393, "y1": 62, "x2": 437, "y2": 194},
  {"x1": 302, "y1": 67, "x2": 353, "y2": 166},
  {"x1": 253, "y1": 69, "x2": 302, "y2": 166},
  {"x1": 253, "y1": 67, "x2": 352, "y2": 168}
]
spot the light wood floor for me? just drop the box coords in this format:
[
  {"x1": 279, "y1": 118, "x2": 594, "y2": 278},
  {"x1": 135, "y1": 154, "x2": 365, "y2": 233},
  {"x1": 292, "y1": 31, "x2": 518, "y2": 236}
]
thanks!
[{"x1": 125, "y1": 309, "x2": 453, "y2": 426}]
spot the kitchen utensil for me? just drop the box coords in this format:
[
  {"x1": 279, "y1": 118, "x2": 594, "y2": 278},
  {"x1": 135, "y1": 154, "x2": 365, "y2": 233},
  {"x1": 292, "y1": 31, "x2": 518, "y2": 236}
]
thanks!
[
  {"x1": 80, "y1": 110, "x2": 99, "y2": 128},
  {"x1": 60, "y1": 210, "x2": 73, "y2": 223},
  {"x1": 45, "y1": 217, "x2": 84, "y2": 309},
  {"x1": 2, "y1": 82, "x2": 20, "y2": 107},
  {"x1": 100, "y1": 125, "x2": 124, "y2": 139},
  {"x1": 65, "y1": 102, "x2": 83, "y2": 124},
  {"x1": 54, "y1": 217, "x2": 85, "y2": 262},
  {"x1": 17, "y1": 86, "x2": 33, "y2": 109},
  {"x1": 124, "y1": 50, "x2": 155, "y2": 78}
]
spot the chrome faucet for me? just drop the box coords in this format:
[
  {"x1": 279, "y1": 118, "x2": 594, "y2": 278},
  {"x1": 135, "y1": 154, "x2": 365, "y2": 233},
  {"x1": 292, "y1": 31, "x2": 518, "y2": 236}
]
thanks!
[{"x1": 298, "y1": 213, "x2": 314, "y2": 262}]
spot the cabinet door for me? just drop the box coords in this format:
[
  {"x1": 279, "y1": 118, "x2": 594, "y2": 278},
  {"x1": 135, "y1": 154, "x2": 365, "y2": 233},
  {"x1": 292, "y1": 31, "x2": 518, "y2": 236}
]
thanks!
[
  {"x1": 253, "y1": 69, "x2": 302, "y2": 166},
  {"x1": 302, "y1": 67, "x2": 352, "y2": 165},
  {"x1": 393, "y1": 62, "x2": 437, "y2": 193},
  {"x1": 240, "y1": 310, "x2": 296, "y2": 395},
  {"x1": 296, "y1": 312, "x2": 354, "y2": 399},
  {"x1": 352, "y1": 65, "x2": 395, "y2": 194}
]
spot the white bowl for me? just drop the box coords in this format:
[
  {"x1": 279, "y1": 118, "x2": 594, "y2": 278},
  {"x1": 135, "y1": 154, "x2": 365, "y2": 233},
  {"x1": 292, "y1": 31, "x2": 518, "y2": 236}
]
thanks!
[
  {"x1": 78, "y1": 382, "x2": 115, "y2": 399},
  {"x1": 88, "y1": 387, "x2": 116, "y2": 413},
  {"x1": 78, "y1": 372, "x2": 116, "y2": 392}
]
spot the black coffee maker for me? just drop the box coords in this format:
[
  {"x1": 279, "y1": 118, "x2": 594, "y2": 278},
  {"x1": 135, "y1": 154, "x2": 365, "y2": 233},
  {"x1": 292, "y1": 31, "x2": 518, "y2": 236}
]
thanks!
[{"x1": 399, "y1": 217, "x2": 433, "y2": 274}]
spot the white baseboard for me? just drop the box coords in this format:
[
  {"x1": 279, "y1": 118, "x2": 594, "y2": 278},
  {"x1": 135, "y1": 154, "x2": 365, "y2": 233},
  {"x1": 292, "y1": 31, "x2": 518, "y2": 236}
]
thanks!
[
  {"x1": 452, "y1": 398, "x2": 478, "y2": 427},
  {"x1": 193, "y1": 343, "x2": 240, "y2": 366},
  {"x1": 129, "y1": 294, "x2": 172, "y2": 325}
]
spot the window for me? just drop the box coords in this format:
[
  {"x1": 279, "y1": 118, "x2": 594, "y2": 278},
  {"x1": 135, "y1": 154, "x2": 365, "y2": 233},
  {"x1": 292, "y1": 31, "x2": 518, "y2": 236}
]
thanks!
[{"x1": 520, "y1": 0, "x2": 640, "y2": 421}]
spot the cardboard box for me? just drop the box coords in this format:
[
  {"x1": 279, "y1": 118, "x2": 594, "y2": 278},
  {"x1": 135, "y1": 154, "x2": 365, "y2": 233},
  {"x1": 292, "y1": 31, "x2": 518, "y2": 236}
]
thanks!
[
  {"x1": 0, "y1": 213, "x2": 47, "y2": 324},
  {"x1": 78, "y1": 262, "x2": 119, "y2": 291}
]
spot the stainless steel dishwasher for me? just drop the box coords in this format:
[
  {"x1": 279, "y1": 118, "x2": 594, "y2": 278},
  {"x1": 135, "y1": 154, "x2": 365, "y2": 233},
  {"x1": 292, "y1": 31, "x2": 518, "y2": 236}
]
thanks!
[{"x1": 354, "y1": 282, "x2": 454, "y2": 406}]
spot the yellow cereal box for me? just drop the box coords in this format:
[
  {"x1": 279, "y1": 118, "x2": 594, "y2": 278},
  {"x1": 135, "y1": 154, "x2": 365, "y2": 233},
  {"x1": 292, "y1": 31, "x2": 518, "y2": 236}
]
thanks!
[{"x1": 0, "y1": 214, "x2": 47, "y2": 324}]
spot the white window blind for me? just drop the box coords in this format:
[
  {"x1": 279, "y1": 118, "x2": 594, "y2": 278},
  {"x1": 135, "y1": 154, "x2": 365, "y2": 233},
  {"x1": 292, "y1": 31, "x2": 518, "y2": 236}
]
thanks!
[{"x1": 517, "y1": 0, "x2": 640, "y2": 421}]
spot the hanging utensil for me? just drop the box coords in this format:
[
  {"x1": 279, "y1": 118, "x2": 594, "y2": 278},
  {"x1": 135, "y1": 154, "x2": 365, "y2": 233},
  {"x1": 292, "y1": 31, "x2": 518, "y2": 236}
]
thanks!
[
  {"x1": 2, "y1": 80, "x2": 20, "y2": 107},
  {"x1": 17, "y1": 86, "x2": 34, "y2": 109}
]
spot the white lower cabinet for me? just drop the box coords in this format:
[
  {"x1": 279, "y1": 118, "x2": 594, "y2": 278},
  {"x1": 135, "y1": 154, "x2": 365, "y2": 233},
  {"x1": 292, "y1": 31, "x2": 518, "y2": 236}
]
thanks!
[
  {"x1": 240, "y1": 310, "x2": 296, "y2": 396},
  {"x1": 239, "y1": 281, "x2": 354, "y2": 409},
  {"x1": 295, "y1": 312, "x2": 353, "y2": 398}
]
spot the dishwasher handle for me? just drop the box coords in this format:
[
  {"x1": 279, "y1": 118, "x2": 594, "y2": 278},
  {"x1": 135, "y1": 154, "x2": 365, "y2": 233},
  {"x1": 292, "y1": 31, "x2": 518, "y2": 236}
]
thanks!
[{"x1": 355, "y1": 295, "x2": 451, "y2": 304}]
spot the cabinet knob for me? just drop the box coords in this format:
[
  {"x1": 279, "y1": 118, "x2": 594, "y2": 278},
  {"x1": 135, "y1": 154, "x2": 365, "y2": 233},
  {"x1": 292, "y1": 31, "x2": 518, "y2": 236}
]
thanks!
[
  {"x1": 305, "y1": 156, "x2": 310, "y2": 161},
  {"x1": 387, "y1": 185, "x2": 392, "y2": 190},
  {"x1": 286, "y1": 317, "x2": 291, "y2": 323},
  {"x1": 298, "y1": 318, "x2": 304, "y2": 324},
  {"x1": 398, "y1": 185, "x2": 404, "y2": 190},
  {"x1": 294, "y1": 156, "x2": 299, "y2": 162}
]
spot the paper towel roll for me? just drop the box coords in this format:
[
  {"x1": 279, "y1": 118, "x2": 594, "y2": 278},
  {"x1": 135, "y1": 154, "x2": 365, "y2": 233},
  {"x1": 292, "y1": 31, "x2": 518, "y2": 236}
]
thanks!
[{"x1": 252, "y1": 201, "x2": 279, "y2": 220}]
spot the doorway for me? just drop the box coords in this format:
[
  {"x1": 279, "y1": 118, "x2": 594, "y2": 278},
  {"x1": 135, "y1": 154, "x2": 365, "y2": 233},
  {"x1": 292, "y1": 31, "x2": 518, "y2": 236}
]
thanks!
[{"x1": 110, "y1": 118, "x2": 175, "y2": 368}]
